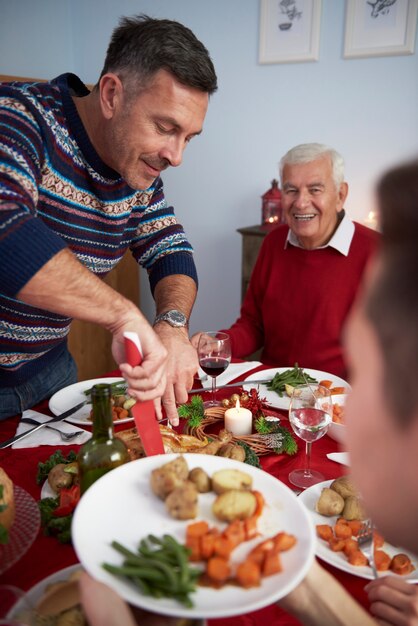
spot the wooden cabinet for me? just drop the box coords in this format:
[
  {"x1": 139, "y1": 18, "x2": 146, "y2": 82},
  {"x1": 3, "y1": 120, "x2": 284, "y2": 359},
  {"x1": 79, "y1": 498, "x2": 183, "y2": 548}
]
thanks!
[
  {"x1": 68, "y1": 252, "x2": 139, "y2": 381},
  {"x1": 237, "y1": 224, "x2": 279, "y2": 300}
]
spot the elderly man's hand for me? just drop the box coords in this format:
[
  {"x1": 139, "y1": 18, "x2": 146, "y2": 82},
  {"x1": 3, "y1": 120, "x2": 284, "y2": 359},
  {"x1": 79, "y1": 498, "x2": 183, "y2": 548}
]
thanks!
[
  {"x1": 153, "y1": 324, "x2": 198, "y2": 426},
  {"x1": 365, "y1": 576, "x2": 418, "y2": 626}
]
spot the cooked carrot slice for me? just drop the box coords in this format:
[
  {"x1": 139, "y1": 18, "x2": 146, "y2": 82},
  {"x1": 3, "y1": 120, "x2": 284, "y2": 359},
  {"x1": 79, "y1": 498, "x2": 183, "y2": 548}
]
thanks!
[
  {"x1": 343, "y1": 538, "x2": 358, "y2": 556},
  {"x1": 236, "y1": 559, "x2": 261, "y2": 588},
  {"x1": 328, "y1": 537, "x2": 346, "y2": 552},
  {"x1": 348, "y1": 550, "x2": 368, "y2": 567},
  {"x1": 273, "y1": 532, "x2": 297, "y2": 552},
  {"x1": 244, "y1": 516, "x2": 258, "y2": 541},
  {"x1": 319, "y1": 380, "x2": 333, "y2": 389},
  {"x1": 334, "y1": 523, "x2": 352, "y2": 540},
  {"x1": 262, "y1": 550, "x2": 283, "y2": 577},
  {"x1": 316, "y1": 524, "x2": 333, "y2": 541},
  {"x1": 374, "y1": 550, "x2": 391, "y2": 571},
  {"x1": 330, "y1": 387, "x2": 346, "y2": 395},
  {"x1": 252, "y1": 490, "x2": 265, "y2": 517},
  {"x1": 206, "y1": 556, "x2": 231, "y2": 583},
  {"x1": 346, "y1": 520, "x2": 363, "y2": 537},
  {"x1": 186, "y1": 520, "x2": 210, "y2": 539},
  {"x1": 185, "y1": 535, "x2": 201, "y2": 562},
  {"x1": 223, "y1": 519, "x2": 246, "y2": 548},
  {"x1": 200, "y1": 530, "x2": 219, "y2": 560},
  {"x1": 213, "y1": 535, "x2": 235, "y2": 559}
]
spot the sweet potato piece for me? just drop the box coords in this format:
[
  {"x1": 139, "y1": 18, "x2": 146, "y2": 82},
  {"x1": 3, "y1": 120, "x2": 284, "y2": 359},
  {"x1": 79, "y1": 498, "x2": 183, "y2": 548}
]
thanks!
[
  {"x1": 273, "y1": 532, "x2": 297, "y2": 552},
  {"x1": 248, "y1": 538, "x2": 275, "y2": 565},
  {"x1": 390, "y1": 553, "x2": 415, "y2": 575},
  {"x1": 185, "y1": 535, "x2": 201, "y2": 562},
  {"x1": 334, "y1": 522, "x2": 352, "y2": 540},
  {"x1": 374, "y1": 550, "x2": 391, "y2": 571},
  {"x1": 186, "y1": 520, "x2": 210, "y2": 540},
  {"x1": 236, "y1": 559, "x2": 261, "y2": 588},
  {"x1": 373, "y1": 530, "x2": 385, "y2": 549},
  {"x1": 244, "y1": 516, "x2": 258, "y2": 541},
  {"x1": 262, "y1": 550, "x2": 282, "y2": 577},
  {"x1": 206, "y1": 556, "x2": 231, "y2": 584},
  {"x1": 328, "y1": 537, "x2": 346, "y2": 552},
  {"x1": 316, "y1": 524, "x2": 333, "y2": 541},
  {"x1": 223, "y1": 519, "x2": 246, "y2": 548},
  {"x1": 346, "y1": 520, "x2": 363, "y2": 537},
  {"x1": 343, "y1": 538, "x2": 358, "y2": 556},
  {"x1": 213, "y1": 535, "x2": 235, "y2": 559},
  {"x1": 330, "y1": 387, "x2": 346, "y2": 395},
  {"x1": 319, "y1": 380, "x2": 333, "y2": 389},
  {"x1": 348, "y1": 550, "x2": 368, "y2": 567},
  {"x1": 252, "y1": 490, "x2": 265, "y2": 517},
  {"x1": 200, "y1": 529, "x2": 219, "y2": 560}
]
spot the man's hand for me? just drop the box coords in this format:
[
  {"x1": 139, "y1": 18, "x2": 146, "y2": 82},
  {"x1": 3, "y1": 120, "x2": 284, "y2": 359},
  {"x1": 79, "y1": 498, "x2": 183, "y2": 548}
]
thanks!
[
  {"x1": 153, "y1": 323, "x2": 198, "y2": 425},
  {"x1": 112, "y1": 315, "x2": 168, "y2": 403},
  {"x1": 190, "y1": 331, "x2": 204, "y2": 349},
  {"x1": 365, "y1": 575, "x2": 418, "y2": 626}
]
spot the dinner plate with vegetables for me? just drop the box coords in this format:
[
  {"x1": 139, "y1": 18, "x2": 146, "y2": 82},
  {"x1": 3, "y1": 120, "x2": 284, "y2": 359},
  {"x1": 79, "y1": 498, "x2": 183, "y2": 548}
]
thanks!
[
  {"x1": 243, "y1": 365, "x2": 350, "y2": 411},
  {"x1": 49, "y1": 377, "x2": 135, "y2": 425},
  {"x1": 72, "y1": 453, "x2": 315, "y2": 619},
  {"x1": 299, "y1": 478, "x2": 417, "y2": 581}
]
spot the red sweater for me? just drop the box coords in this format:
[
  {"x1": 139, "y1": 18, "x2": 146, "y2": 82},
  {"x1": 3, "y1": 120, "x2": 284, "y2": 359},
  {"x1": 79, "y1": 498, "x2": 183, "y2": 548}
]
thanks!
[{"x1": 225, "y1": 223, "x2": 379, "y2": 379}]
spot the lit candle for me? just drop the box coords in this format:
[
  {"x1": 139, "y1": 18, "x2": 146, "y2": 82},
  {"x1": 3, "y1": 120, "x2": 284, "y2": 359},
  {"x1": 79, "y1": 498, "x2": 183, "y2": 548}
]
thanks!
[{"x1": 224, "y1": 399, "x2": 253, "y2": 436}]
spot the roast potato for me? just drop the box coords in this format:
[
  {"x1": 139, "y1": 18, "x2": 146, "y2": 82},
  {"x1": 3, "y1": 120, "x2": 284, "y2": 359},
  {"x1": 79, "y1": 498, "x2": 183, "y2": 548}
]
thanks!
[
  {"x1": 212, "y1": 489, "x2": 257, "y2": 522},
  {"x1": 48, "y1": 463, "x2": 74, "y2": 494},
  {"x1": 188, "y1": 467, "x2": 211, "y2": 493},
  {"x1": 165, "y1": 481, "x2": 198, "y2": 520},
  {"x1": 211, "y1": 469, "x2": 253, "y2": 495},
  {"x1": 216, "y1": 443, "x2": 246, "y2": 462},
  {"x1": 150, "y1": 455, "x2": 189, "y2": 500},
  {"x1": 342, "y1": 496, "x2": 366, "y2": 521},
  {"x1": 315, "y1": 487, "x2": 345, "y2": 517},
  {"x1": 330, "y1": 476, "x2": 358, "y2": 499}
]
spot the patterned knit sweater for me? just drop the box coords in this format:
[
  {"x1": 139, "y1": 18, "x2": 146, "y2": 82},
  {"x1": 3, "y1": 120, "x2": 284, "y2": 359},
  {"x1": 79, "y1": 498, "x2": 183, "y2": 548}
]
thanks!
[
  {"x1": 225, "y1": 223, "x2": 379, "y2": 379},
  {"x1": 0, "y1": 74, "x2": 197, "y2": 386}
]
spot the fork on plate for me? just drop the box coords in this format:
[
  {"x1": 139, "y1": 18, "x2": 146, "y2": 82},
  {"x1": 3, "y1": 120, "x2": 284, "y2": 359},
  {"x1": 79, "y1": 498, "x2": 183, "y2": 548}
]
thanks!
[
  {"x1": 357, "y1": 519, "x2": 378, "y2": 579},
  {"x1": 20, "y1": 417, "x2": 84, "y2": 442}
]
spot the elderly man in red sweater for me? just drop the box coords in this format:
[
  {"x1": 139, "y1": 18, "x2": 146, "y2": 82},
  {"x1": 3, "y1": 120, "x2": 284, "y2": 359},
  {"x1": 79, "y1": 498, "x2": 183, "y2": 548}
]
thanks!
[{"x1": 194, "y1": 143, "x2": 380, "y2": 379}]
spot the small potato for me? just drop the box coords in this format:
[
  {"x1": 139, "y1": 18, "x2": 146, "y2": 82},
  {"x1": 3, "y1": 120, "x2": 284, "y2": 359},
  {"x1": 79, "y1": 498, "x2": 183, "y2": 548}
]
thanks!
[
  {"x1": 188, "y1": 467, "x2": 211, "y2": 493},
  {"x1": 212, "y1": 489, "x2": 257, "y2": 522},
  {"x1": 150, "y1": 455, "x2": 189, "y2": 500},
  {"x1": 330, "y1": 476, "x2": 358, "y2": 499},
  {"x1": 342, "y1": 496, "x2": 366, "y2": 521},
  {"x1": 216, "y1": 443, "x2": 246, "y2": 462},
  {"x1": 212, "y1": 469, "x2": 253, "y2": 495},
  {"x1": 315, "y1": 487, "x2": 345, "y2": 517},
  {"x1": 47, "y1": 463, "x2": 73, "y2": 494},
  {"x1": 165, "y1": 481, "x2": 198, "y2": 520}
]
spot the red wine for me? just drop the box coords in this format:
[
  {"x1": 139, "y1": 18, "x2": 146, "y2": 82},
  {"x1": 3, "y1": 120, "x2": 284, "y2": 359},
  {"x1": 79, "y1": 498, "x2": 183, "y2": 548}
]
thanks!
[{"x1": 200, "y1": 357, "x2": 229, "y2": 378}]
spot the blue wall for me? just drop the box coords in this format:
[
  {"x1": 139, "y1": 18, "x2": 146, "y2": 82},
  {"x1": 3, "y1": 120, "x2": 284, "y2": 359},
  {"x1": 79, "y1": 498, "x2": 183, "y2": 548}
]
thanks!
[{"x1": 1, "y1": 0, "x2": 417, "y2": 332}]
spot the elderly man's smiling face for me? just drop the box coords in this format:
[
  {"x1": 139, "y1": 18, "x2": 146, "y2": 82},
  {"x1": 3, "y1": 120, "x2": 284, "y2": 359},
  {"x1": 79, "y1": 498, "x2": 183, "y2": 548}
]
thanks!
[{"x1": 281, "y1": 156, "x2": 348, "y2": 250}]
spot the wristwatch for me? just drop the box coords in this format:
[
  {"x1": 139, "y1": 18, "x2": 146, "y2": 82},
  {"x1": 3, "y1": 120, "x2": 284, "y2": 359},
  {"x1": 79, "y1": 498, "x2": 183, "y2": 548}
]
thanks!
[{"x1": 153, "y1": 309, "x2": 188, "y2": 328}]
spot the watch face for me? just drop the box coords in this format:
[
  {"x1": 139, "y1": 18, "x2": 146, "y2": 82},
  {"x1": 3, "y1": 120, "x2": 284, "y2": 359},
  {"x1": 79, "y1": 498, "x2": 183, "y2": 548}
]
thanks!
[{"x1": 155, "y1": 310, "x2": 187, "y2": 327}]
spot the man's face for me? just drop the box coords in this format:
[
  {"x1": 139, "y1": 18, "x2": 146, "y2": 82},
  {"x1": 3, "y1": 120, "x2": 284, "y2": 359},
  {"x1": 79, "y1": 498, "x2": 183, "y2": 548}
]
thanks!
[
  {"x1": 102, "y1": 69, "x2": 209, "y2": 190},
  {"x1": 344, "y1": 285, "x2": 418, "y2": 550},
  {"x1": 281, "y1": 157, "x2": 347, "y2": 249}
]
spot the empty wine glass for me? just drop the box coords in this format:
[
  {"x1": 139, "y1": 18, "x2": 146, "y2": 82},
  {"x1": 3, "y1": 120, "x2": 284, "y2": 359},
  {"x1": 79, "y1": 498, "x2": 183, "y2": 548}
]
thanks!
[
  {"x1": 288, "y1": 384, "x2": 332, "y2": 489},
  {"x1": 197, "y1": 332, "x2": 231, "y2": 408}
]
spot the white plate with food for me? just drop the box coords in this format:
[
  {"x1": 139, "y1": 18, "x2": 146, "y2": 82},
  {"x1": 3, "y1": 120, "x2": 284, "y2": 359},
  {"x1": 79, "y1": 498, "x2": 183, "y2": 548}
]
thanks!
[
  {"x1": 299, "y1": 480, "x2": 418, "y2": 581},
  {"x1": 72, "y1": 453, "x2": 315, "y2": 619},
  {"x1": 49, "y1": 377, "x2": 134, "y2": 426},
  {"x1": 243, "y1": 368, "x2": 350, "y2": 411}
]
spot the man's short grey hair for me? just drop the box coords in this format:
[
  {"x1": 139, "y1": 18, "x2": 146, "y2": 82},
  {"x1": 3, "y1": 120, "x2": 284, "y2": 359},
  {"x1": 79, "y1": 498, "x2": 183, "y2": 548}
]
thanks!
[{"x1": 279, "y1": 143, "x2": 345, "y2": 189}]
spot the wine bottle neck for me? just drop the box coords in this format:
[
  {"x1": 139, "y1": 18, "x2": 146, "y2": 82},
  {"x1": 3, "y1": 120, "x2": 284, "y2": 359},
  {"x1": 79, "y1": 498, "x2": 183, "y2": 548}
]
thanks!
[{"x1": 91, "y1": 384, "x2": 114, "y2": 439}]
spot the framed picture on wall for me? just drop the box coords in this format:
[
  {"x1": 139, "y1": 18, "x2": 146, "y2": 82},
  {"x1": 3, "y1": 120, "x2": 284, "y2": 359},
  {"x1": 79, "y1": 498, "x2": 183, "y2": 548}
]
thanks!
[
  {"x1": 259, "y1": 0, "x2": 322, "y2": 64},
  {"x1": 344, "y1": 0, "x2": 418, "y2": 59}
]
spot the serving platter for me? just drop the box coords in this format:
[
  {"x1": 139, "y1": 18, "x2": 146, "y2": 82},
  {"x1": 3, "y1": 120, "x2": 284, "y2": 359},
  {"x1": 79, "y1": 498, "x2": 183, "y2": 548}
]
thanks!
[
  {"x1": 72, "y1": 453, "x2": 315, "y2": 619},
  {"x1": 299, "y1": 480, "x2": 418, "y2": 581},
  {"x1": 49, "y1": 377, "x2": 134, "y2": 426},
  {"x1": 243, "y1": 368, "x2": 350, "y2": 411}
]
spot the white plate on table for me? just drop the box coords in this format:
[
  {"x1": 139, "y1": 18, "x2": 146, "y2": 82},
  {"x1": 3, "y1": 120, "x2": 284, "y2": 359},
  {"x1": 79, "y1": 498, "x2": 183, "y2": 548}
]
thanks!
[
  {"x1": 49, "y1": 377, "x2": 134, "y2": 426},
  {"x1": 299, "y1": 480, "x2": 418, "y2": 582},
  {"x1": 72, "y1": 453, "x2": 315, "y2": 619},
  {"x1": 243, "y1": 368, "x2": 350, "y2": 411}
]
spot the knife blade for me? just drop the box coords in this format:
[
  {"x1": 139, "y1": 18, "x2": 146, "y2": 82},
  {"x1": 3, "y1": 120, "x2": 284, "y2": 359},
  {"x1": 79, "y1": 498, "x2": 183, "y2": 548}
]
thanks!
[
  {"x1": 123, "y1": 332, "x2": 165, "y2": 456},
  {"x1": 0, "y1": 400, "x2": 88, "y2": 449},
  {"x1": 189, "y1": 379, "x2": 273, "y2": 394}
]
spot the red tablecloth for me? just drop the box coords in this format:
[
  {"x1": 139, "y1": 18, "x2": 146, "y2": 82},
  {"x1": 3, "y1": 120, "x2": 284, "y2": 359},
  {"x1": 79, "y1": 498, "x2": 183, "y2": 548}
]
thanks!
[{"x1": 0, "y1": 367, "x2": 371, "y2": 625}]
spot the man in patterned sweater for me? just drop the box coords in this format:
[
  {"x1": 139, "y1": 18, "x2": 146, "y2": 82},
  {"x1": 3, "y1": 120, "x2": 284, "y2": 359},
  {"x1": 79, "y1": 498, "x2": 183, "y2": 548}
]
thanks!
[
  {"x1": 193, "y1": 143, "x2": 379, "y2": 380},
  {"x1": 0, "y1": 15, "x2": 217, "y2": 421}
]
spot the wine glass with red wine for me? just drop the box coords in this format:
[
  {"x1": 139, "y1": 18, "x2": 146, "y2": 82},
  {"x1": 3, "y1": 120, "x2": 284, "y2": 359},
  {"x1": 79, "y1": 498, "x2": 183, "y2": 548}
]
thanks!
[
  {"x1": 197, "y1": 331, "x2": 231, "y2": 408},
  {"x1": 288, "y1": 384, "x2": 332, "y2": 489}
]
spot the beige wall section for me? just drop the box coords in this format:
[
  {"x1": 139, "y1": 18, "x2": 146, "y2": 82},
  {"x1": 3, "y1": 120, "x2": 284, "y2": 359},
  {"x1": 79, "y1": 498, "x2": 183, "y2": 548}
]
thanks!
[{"x1": 1, "y1": 74, "x2": 140, "y2": 380}]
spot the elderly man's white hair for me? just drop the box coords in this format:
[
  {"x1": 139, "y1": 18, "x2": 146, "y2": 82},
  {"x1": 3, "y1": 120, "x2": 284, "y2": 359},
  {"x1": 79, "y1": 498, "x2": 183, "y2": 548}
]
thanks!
[{"x1": 279, "y1": 143, "x2": 345, "y2": 189}]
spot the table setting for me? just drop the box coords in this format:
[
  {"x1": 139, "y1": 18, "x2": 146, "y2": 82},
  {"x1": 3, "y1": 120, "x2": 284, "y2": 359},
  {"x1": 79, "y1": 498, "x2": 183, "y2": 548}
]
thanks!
[{"x1": 0, "y1": 359, "x2": 396, "y2": 625}]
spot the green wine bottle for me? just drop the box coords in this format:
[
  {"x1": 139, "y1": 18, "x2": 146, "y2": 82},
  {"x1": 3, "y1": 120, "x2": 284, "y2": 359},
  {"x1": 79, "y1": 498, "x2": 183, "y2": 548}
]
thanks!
[{"x1": 78, "y1": 383, "x2": 130, "y2": 494}]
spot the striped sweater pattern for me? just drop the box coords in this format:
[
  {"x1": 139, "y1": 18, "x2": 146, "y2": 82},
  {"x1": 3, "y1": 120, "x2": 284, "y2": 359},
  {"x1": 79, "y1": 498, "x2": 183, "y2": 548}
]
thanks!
[{"x1": 0, "y1": 73, "x2": 197, "y2": 386}]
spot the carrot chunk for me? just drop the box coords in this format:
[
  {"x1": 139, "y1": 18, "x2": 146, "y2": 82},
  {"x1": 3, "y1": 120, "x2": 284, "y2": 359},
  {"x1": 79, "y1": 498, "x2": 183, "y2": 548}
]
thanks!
[
  {"x1": 244, "y1": 516, "x2": 258, "y2": 541},
  {"x1": 273, "y1": 532, "x2": 297, "y2": 552},
  {"x1": 343, "y1": 538, "x2": 358, "y2": 556},
  {"x1": 185, "y1": 535, "x2": 201, "y2": 562},
  {"x1": 262, "y1": 551, "x2": 283, "y2": 577},
  {"x1": 348, "y1": 550, "x2": 368, "y2": 567},
  {"x1": 236, "y1": 559, "x2": 262, "y2": 588},
  {"x1": 186, "y1": 520, "x2": 210, "y2": 540},
  {"x1": 374, "y1": 550, "x2": 391, "y2": 571},
  {"x1": 206, "y1": 556, "x2": 231, "y2": 583},
  {"x1": 316, "y1": 524, "x2": 333, "y2": 541},
  {"x1": 223, "y1": 519, "x2": 246, "y2": 548}
]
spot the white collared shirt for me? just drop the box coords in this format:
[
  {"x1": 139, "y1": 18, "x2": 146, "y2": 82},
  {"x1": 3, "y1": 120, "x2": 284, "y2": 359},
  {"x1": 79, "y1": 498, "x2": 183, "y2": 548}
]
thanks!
[{"x1": 285, "y1": 210, "x2": 355, "y2": 257}]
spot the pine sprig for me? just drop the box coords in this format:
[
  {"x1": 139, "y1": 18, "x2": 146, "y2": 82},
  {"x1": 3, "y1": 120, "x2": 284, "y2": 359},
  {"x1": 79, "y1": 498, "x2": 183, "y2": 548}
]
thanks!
[
  {"x1": 178, "y1": 395, "x2": 205, "y2": 428},
  {"x1": 255, "y1": 416, "x2": 298, "y2": 455}
]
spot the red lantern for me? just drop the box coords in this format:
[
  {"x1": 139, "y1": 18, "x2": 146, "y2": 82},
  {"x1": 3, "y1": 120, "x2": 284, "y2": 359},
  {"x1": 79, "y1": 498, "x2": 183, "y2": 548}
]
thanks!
[{"x1": 261, "y1": 179, "x2": 282, "y2": 225}]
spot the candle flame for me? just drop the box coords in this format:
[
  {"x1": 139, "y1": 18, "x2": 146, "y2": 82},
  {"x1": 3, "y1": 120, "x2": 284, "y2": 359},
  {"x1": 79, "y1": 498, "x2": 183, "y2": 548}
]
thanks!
[{"x1": 235, "y1": 398, "x2": 240, "y2": 410}]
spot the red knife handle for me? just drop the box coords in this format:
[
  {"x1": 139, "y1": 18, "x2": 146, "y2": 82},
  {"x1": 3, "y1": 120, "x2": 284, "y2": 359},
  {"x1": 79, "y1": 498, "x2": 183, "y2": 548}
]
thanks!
[{"x1": 123, "y1": 332, "x2": 143, "y2": 367}]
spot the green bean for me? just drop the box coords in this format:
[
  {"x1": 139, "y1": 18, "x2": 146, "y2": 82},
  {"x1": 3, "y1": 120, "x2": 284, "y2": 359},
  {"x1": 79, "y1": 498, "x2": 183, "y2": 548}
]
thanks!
[{"x1": 267, "y1": 364, "x2": 317, "y2": 397}]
